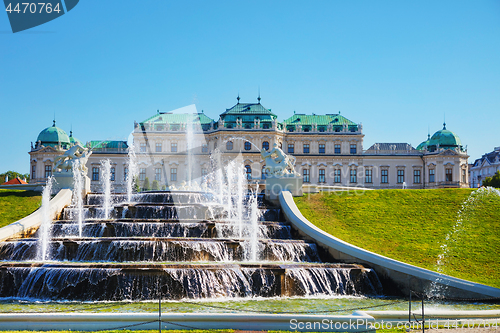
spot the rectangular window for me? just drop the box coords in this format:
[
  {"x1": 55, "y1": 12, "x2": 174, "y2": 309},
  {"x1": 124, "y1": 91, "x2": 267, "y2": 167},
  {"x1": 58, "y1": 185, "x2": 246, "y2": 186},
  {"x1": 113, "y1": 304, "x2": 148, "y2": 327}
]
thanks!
[
  {"x1": 350, "y1": 144, "x2": 357, "y2": 154},
  {"x1": 156, "y1": 143, "x2": 162, "y2": 152},
  {"x1": 170, "y1": 168, "x2": 177, "y2": 181},
  {"x1": 45, "y1": 165, "x2": 52, "y2": 178},
  {"x1": 413, "y1": 170, "x2": 421, "y2": 184},
  {"x1": 139, "y1": 168, "x2": 146, "y2": 181},
  {"x1": 171, "y1": 142, "x2": 177, "y2": 152},
  {"x1": 334, "y1": 144, "x2": 341, "y2": 154},
  {"x1": 319, "y1": 144, "x2": 325, "y2": 154},
  {"x1": 110, "y1": 167, "x2": 115, "y2": 181},
  {"x1": 350, "y1": 169, "x2": 357, "y2": 183},
  {"x1": 381, "y1": 170, "x2": 388, "y2": 183},
  {"x1": 334, "y1": 169, "x2": 341, "y2": 183},
  {"x1": 32, "y1": 165, "x2": 36, "y2": 180},
  {"x1": 92, "y1": 167, "x2": 99, "y2": 181},
  {"x1": 201, "y1": 168, "x2": 208, "y2": 180},
  {"x1": 319, "y1": 169, "x2": 326, "y2": 183},
  {"x1": 397, "y1": 170, "x2": 405, "y2": 183},
  {"x1": 288, "y1": 144, "x2": 294, "y2": 154},
  {"x1": 462, "y1": 169, "x2": 466, "y2": 183},
  {"x1": 124, "y1": 167, "x2": 128, "y2": 181},
  {"x1": 365, "y1": 169, "x2": 372, "y2": 183},
  {"x1": 429, "y1": 169, "x2": 435, "y2": 183},
  {"x1": 202, "y1": 144, "x2": 208, "y2": 153},
  {"x1": 303, "y1": 169, "x2": 310, "y2": 183},
  {"x1": 303, "y1": 144, "x2": 310, "y2": 154},
  {"x1": 155, "y1": 168, "x2": 161, "y2": 181},
  {"x1": 140, "y1": 143, "x2": 146, "y2": 152},
  {"x1": 446, "y1": 168, "x2": 453, "y2": 182}
]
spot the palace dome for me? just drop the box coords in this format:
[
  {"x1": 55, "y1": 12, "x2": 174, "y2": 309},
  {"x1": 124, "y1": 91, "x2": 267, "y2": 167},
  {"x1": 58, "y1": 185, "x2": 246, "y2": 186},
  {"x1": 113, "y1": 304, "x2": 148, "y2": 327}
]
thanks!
[
  {"x1": 416, "y1": 134, "x2": 430, "y2": 151},
  {"x1": 427, "y1": 123, "x2": 463, "y2": 152},
  {"x1": 36, "y1": 121, "x2": 71, "y2": 149}
]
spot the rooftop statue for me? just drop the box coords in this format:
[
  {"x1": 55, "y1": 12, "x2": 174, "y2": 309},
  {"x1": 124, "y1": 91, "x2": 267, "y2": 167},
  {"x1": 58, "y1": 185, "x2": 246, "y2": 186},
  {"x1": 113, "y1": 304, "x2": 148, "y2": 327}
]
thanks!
[
  {"x1": 53, "y1": 144, "x2": 92, "y2": 173},
  {"x1": 261, "y1": 143, "x2": 300, "y2": 177}
]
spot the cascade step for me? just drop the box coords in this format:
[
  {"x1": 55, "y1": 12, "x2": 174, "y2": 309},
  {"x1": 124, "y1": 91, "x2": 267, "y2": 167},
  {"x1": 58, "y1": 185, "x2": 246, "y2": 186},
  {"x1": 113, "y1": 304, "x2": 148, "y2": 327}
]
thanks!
[
  {"x1": 0, "y1": 262, "x2": 382, "y2": 301},
  {"x1": 35, "y1": 221, "x2": 292, "y2": 239},
  {"x1": 0, "y1": 238, "x2": 321, "y2": 263}
]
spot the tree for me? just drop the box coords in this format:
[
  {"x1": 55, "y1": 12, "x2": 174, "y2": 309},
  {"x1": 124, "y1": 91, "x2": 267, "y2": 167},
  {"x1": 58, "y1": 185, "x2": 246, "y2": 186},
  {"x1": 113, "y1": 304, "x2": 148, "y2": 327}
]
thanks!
[
  {"x1": 143, "y1": 177, "x2": 150, "y2": 191},
  {"x1": 482, "y1": 170, "x2": 500, "y2": 188},
  {"x1": 134, "y1": 176, "x2": 140, "y2": 193},
  {"x1": 151, "y1": 180, "x2": 159, "y2": 190}
]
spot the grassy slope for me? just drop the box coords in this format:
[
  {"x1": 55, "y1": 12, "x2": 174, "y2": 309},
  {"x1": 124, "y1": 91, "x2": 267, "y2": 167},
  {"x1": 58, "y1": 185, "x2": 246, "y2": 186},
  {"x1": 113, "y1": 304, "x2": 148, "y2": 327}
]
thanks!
[
  {"x1": 294, "y1": 189, "x2": 500, "y2": 288},
  {"x1": 0, "y1": 189, "x2": 42, "y2": 229}
]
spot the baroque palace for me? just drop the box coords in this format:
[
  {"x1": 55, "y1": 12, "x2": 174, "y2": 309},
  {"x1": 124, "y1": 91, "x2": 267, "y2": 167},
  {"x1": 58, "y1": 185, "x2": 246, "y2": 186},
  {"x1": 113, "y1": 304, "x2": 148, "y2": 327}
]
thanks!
[{"x1": 29, "y1": 97, "x2": 469, "y2": 192}]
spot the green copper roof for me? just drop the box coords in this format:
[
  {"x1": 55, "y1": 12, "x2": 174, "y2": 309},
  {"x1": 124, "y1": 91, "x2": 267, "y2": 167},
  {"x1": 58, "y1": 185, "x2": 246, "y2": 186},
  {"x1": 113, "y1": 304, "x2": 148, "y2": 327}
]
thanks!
[
  {"x1": 220, "y1": 102, "x2": 277, "y2": 118},
  {"x1": 428, "y1": 123, "x2": 463, "y2": 151},
  {"x1": 88, "y1": 140, "x2": 128, "y2": 150},
  {"x1": 416, "y1": 134, "x2": 431, "y2": 151},
  {"x1": 69, "y1": 131, "x2": 83, "y2": 146},
  {"x1": 283, "y1": 113, "x2": 356, "y2": 126},
  {"x1": 36, "y1": 121, "x2": 71, "y2": 149},
  {"x1": 141, "y1": 112, "x2": 214, "y2": 126}
]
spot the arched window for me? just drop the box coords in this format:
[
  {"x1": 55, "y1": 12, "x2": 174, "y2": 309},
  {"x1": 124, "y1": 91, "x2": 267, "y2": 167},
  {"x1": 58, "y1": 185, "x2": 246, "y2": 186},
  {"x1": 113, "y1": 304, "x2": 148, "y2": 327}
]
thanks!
[
  {"x1": 262, "y1": 141, "x2": 269, "y2": 151},
  {"x1": 244, "y1": 141, "x2": 251, "y2": 151},
  {"x1": 245, "y1": 165, "x2": 252, "y2": 179},
  {"x1": 226, "y1": 141, "x2": 233, "y2": 151}
]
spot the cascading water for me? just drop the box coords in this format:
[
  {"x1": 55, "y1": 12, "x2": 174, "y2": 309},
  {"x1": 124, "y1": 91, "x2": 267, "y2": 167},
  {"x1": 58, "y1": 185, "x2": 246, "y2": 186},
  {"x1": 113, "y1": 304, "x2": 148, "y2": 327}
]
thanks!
[
  {"x1": 36, "y1": 176, "x2": 54, "y2": 262},
  {"x1": 246, "y1": 186, "x2": 261, "y2": 262},
  {"x1": 72, "y1": 159, "x2": 85, "y2": 237},
  {"x1": 126, "y1": 142, "x2": 138, "y2": 203},
  {"x1": 100, "y1": 159, "x2": 113, "y2": 219}
]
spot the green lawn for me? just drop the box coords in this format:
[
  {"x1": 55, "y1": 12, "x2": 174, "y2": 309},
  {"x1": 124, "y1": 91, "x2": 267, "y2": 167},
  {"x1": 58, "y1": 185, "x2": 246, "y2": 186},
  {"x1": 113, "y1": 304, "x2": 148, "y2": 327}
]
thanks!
[
  {"x1": 0, "y1": 189, "x2": 42, "y2": 228},
  {"x1": 294, "y1": 188, "x2": 500, "y2": 288}
]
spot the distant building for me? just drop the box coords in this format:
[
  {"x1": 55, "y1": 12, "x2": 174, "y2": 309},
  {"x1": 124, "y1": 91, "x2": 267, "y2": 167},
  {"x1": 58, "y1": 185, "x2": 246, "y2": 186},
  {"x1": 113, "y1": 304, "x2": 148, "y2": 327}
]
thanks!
[
  {"x1": 2, "y1": 177, "x2": 28, "y2": 185},
  {"x1": 469, "y1": 146, "x2": 500, "y2": 187},
  {"x1": 29, "y1": 97, "x2": 470, "y2": 190}
]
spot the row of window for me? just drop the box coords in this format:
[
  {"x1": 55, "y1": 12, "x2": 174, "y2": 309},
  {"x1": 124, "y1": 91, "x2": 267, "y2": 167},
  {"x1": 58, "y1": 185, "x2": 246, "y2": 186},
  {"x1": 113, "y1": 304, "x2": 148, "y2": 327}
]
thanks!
[
  {"x1": 37, "y1": 163, "x2": 465, "y2": 185},
  {"x1": 301, "y1": 168, "x2": 459, "y2": 184},
  {"x1": 288, "y1": 143, "x2": 356, "y2": 154},
  {"x1": 140, "y1": 142, "x2": 210, "y2": 153},
  {"x1": 139, "y1": 140, "x2": 358, "y2": 155}
]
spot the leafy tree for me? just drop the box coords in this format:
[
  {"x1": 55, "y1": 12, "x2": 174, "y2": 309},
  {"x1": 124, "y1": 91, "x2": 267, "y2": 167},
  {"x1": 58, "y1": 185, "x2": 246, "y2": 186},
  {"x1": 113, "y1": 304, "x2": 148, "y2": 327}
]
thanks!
[
  {"x1": 482, "y1": 171, "x2": 500, "y2": 188},
  {"x1": 143, "y1": 177, "x2": 151, "y2": 191},
  {"x1": 134, "y1": 176, "x2": 140, "y2": 193},
  {"x1": 151, "y1": 180, "x2": 159, "y2": 190}
]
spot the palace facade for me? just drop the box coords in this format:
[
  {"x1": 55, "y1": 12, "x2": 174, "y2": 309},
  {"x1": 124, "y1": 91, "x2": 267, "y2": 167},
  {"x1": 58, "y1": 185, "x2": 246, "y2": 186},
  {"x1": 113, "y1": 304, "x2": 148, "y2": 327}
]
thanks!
[{"x1": 29, "y1": 98, "x2": 470, "y2": 191}]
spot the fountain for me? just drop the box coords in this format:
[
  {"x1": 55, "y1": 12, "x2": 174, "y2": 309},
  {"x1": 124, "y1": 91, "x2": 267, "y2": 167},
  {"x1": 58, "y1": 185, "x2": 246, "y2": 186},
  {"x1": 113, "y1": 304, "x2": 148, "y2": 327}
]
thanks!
[
  {"x1": 72, "y1": 160, "x2": 85, "y2": 237},
  {"x1": 100, "y1": 159, "x2": 113, "y2": 220},
  {"x1": 36, "y1": 176, "x2": 54, "y2": 262},
  {"x1": 431, "y1": 186, "x2": 500, "y2": 296},
  {"x1": 0, "y1": 143, "x2": 383, "y2": 300},
  {"x1": 126, "y1": 142, "x2": 138, "y2": 203}
]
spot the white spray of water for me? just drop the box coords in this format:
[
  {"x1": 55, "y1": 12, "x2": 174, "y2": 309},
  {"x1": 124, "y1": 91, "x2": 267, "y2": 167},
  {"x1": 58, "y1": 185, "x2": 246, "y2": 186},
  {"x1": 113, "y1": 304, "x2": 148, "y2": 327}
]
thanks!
[
  {"x1": 248, "y1": 185, "x2": 261, "y2": 262},
  {"x1": 37, "y1": 176, "x2": 54, "y2": 262},
  {"x1": 72, "y1": 159, "x2": 84, "y2": 237},
  {"x1": 186, "y1": 115, "x2": 195, "y2": 186},
  {"x1": 126, "y1": 143, "x2": 138, "y2": 203},
  {"x1": 101, "y1": 159, "x2": 113, "y2": 220},
  {"x1": 431, "y1": 186, "x2": 500, "y2": 296}
]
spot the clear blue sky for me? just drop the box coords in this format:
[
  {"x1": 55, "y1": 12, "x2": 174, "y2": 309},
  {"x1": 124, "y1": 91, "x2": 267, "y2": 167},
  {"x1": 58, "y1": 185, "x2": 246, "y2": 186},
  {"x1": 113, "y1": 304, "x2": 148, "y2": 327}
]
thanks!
[{"x1": 1, "y1": 0, "x2": 499, "y2": 174}]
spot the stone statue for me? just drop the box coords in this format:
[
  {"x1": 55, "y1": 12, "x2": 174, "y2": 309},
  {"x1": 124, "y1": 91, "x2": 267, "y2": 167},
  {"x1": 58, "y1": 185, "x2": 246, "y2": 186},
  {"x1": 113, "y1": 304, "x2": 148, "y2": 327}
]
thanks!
[
  {"x1": 261, "y1": 143, "x2": 300, "y2": 177},
  {"x1": 53, "y1": 144, "x2": 92, "y2": 173}
]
